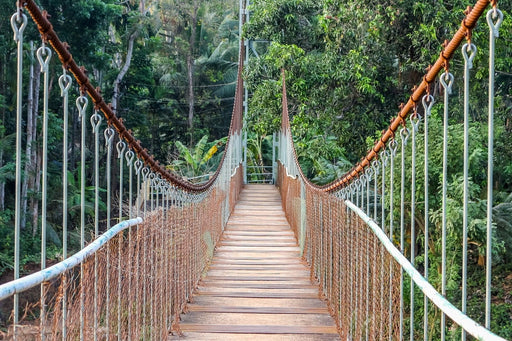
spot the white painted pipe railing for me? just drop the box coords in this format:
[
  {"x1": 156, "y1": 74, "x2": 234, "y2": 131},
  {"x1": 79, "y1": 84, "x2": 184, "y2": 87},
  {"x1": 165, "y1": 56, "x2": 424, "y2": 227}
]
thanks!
[
  {"x1": 345, "y1": 200, "x2": 507, "y2": 341},
  {"x1": 0, "y1": 217, "x2": 142, "y2": 301}
]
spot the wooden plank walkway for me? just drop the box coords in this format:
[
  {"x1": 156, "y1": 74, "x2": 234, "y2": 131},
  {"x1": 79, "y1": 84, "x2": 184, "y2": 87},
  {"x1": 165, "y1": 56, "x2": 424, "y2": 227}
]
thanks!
[{"x1": 170, "y1": 184, "x2": 340, "y2": 340}]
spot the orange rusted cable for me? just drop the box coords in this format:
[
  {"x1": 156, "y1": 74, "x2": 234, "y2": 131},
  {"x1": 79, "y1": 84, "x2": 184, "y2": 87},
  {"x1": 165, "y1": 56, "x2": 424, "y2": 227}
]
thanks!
[
  {"x1": 320, "y1": 0, "x2": 491, "y2": 192},
  {"x1": 21, "y1": 0, "x2": 244, "y2": 193}
]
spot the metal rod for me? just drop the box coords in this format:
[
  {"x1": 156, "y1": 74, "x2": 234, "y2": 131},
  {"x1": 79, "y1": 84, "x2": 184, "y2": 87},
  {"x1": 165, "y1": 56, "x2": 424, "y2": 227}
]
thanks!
[
  {"x1": 422, "y1": 94, "x2": 433, "y2": 341},
  {"x1": 117, "y1": 141, "x2": 126, "y2": 340},
  {"x1": 440, "y1": 70, "x2": 453, "y2": 341},
  {"x1": 11, "y1": 11, "x2": 27, "y2": 337},
  {"x1": 126, "y1": 150, "x2": 135, "y2": 340},
  {"x1": 37, "y1": 42, "x2": 52, "y2": 341},
  {"x1": 389, "y1": 139, "x2": 397, "y2": 341},
  {"x1": 76, "y1": 94, "x2": 88, "y2": 341},
  {"x1": 380, "y1": 152, "x2": 387, "y2": 337},
  {"x1": 105, "y1": 127, "x2": 114, "y2": 339},
  {"x1": 485, "y1": 7, "x2": 502, "y2": 329},
  {"x1": 410, "y1": 112, "x2": 420, "y2": 341},
  {"x1": 59, "y1": 70, "x2": 72, "y2": 341},
  {"x1": 462, "y1": 42, "x2": 476, "y2": 341},
  {"x1": 399, "y1": 127, "x2": 409, "y2": 341},
  {"x1": 91, "y1": 109, "x2": 102, "y2": 341}
]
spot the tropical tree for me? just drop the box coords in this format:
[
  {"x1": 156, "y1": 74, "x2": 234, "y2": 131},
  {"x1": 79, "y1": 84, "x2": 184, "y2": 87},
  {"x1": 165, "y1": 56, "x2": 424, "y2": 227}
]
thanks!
[{"x1": 167, "y1": 135, "x2": 226, "y2": 181}]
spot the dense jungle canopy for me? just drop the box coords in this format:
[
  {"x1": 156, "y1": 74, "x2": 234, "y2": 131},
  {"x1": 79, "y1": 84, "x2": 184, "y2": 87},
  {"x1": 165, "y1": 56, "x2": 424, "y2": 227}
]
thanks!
[{"x1": 0, "y1": 0, "x2": 511, "y2": 336}]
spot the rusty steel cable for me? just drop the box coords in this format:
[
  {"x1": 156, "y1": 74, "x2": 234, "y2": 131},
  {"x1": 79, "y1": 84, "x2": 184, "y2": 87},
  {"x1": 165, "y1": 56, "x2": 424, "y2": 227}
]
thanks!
[
  {"x1": 20, "y1": 0, "x2": 243, "y2": 194},
  {"x1": 310, "y1": 0, "x2": 491, "y2": 192},
  {"x1": 276, "y1": 1, "x2": 504, "y2": 339}
]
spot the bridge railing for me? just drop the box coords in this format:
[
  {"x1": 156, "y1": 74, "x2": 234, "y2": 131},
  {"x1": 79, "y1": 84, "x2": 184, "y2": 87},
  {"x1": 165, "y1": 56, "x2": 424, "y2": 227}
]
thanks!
[
  {"x1": 1, "y1": 0, "x2": 245, "y2": 339},
  {"x1": 277, "y1": 0, "x2": 508, "y2": 340}
]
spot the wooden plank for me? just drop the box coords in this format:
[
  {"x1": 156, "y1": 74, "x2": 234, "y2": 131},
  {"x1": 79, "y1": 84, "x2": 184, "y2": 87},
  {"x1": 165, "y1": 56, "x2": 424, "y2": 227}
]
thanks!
[
  {"x1": 215, "y1": 246, "x2": 301, "y2": 252},
  {"x1": 187, "y1": 306, "x2": 329, "y2": 314},
  {"x1": 171, "y1": 185, "x2": 339, "y2": 340},
  {"x1": 208, "y1": 265, "x2": 307, "y2": 271},
  {"x1": 195, "y1": 291, "x2": 319, "y2": 299},
  {"x1": 198, "y1": 282, "x2": 317, "y2": 290},
  {"x1": 222, "y1": 231, "x2": 294, "y2": 236},
  {"x1": 169, "y1": 332, "x2": 340, "y2": 340},
  {"x1": 190, "y1": 296, "x2": 328, "y2": 308},
  {"x1": 181, "y1": 312, "x2": 336, "y2": 327},
  {"x1": 179, "y1": 324, "x2": 339, "y2": 335},
  {"x1": 204, "y1": 270, "x2": 311, "y2": 278}
]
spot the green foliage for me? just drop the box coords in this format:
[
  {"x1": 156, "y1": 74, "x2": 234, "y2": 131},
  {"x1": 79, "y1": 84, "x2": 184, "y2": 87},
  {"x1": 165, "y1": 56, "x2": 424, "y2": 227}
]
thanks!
[{"x1": 167, "y1": 135, "x2": 226, "y2": 180}]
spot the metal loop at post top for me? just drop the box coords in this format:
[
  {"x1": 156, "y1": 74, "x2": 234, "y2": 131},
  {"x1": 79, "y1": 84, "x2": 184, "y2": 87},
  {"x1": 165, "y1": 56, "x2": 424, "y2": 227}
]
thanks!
[
  {"x1": 125, "y1": 150, "x2": 135, "y2": 165},
  {"x1": 349, "y1": 183, "x2": 356, "y2": 195},
  {"x1": 355, "y1": 178, "x2": 362, "y2": 191},
  {"x1": 58, "y1": 73, "x2": 72, "y2": 96},
  {"x1": 36, "y1": 45, "x2": 52, "y2": 73},
  {"x1": 487, "y1": 9, "x2": 503, "y2": 37},
  {"x1": 76, "y1": 96, "x2": 88, "y2": 118},
  {"x1": 135, "y1": 159, "x2": 143, "y2": 175},
  {"x1": 104, "y1": 127, "x2": 115, "y2": 147},
  {"x1": 90, "y1": 111, "x2": 103, "y2": 133},
  {"x1": 360, "y1": 173, "x2": 367, "y2": 185},
  {"x1": 116, "y1": 140, "x2": 126, "y2": 158},
  {"x1": 382, "y1": 149, "x2": 390, "y2": 166},
  {"x1": 400, "y1": 126, "x2": 410, "y2": 144},
  {"x1": 422, "y1": 94, "x2": 435, "y2": 116},
  {"x1": 142, "y1": 167, "x2": 150, "y2": 180},
  {"x1": 10, "y1": 12, "x2": 27, "y2": 42},
  {"x1": 410, "y1": 114, "x2": 422, "y2": 132},
  {"x1": 366, "y1": 167, "x2": 374, "y2": 180},
  {"x1": 462, "y1": 43, "x2": 477, "y2": 69},
  {"x1": 440, "y1": 72, "x2": 454, "y2": 95},
  {"x1": 389, "y1": 138, "x2": 399, "y2": 156},
  {"x1": 372, "y1": 160, "x2": 380, "y2": 175}
]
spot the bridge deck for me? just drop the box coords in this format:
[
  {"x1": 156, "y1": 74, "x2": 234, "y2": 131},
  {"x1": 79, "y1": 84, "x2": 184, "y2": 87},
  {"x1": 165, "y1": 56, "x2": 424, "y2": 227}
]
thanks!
[{"x1": 170, "y1": 184, "x2": 340, "y2": 340}]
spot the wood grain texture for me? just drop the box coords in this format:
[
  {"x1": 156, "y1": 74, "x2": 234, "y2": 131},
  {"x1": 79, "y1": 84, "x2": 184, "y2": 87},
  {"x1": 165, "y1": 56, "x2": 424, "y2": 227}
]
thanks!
[{"x1": 170, "y1": 184, "x2": 340, "y2": 340}]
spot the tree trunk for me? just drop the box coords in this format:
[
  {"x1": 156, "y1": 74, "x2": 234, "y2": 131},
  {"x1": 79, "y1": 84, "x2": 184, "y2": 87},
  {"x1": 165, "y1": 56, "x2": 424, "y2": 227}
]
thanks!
[
  {"x1": 21, "y1": 42, "x2": 35, "y2": 230},
  {"x1": 187, "y1": 1, "x2": 199, "y2": 145},
  {"x1": 187, "y1": 54, "x2": 195, "y2": 140},
  {"x1": 112, "y1": 31, "x2": 138, "y2": 115},
  {"x1": 0, "y1": 149, "x2": 4, "y2": 211},
  {"x1": 30, "y1": 65, "x2": 41, "y2": 237}
]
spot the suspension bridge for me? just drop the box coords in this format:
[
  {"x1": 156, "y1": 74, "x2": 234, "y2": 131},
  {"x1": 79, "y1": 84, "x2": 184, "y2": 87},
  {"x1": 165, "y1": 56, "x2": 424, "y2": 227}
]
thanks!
[{"x1": 0, "y1": 0, "x2": 509, "y2": 340}]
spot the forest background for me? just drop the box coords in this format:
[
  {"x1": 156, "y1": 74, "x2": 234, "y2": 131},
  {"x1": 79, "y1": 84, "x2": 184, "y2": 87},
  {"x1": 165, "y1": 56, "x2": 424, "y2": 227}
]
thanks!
[{"x1": 0, "y1": 0, "x2": 511, "y2": 336}]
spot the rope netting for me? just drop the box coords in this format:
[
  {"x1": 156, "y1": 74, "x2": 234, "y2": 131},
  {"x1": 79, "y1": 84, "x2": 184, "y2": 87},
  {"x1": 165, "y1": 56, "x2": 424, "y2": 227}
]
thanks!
[
  {"x1": 278, "y1": 164, "x2": 401, "y2": 339},
  {"x1": 277, "y1": 0, "x2": 507, "y2": 340},
  {"x1": 2, "y1": 0, "x2": 245, "y2": 339},
  {"x1": 40, "y1": 189, "x2": 239, "y2": 340}
]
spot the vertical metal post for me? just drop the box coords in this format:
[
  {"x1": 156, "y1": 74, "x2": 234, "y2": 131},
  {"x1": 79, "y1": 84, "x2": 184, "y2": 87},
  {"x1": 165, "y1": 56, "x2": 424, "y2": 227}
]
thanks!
[
  {"x1": 59, "y1": 70, "x2": 72, "y2": 340},
  {"x1": 117, "y1": 141, "x2": 126, "y2": 340},
  {"x1": 410, "y1": 113, "x2": 420, "y2": 341},
  {"x1": 90, "y1": 109, "x2": 102, "y2": 341},
  {"x1": 461, "y1": 42, "x2": 476, "y2": 341},
  {"x1": 300, "y1": 179, "x2": 306, "y2": 255},
  {"x1": 126, "y1": 150, "x2": 135, "y2": 340},
  {"x1": 104, "y1": 127, "x2": 114, "y2": 340},
  {"x1": 272, "y1": 132, "x2": 276, "y2": 183},
  {"x1": 76, "y1": 94, "x2": 88, "y2": 341},
  {"x1": 485, "y1": 8, "x2": 502, "y2": 329},
  {"x1": 399, "y1": 127, "x2": 409, "y2": 341},
  {"x1": 389, "y1": 139, "x2": 397, "y2": 341},
  {"x1": 11, "y1": 11, "x2": 27, "y2": 338},
  {"x1": 37, "y1": 43, "x2": 52, "y2": 340},
  {"x1": 422, "y1": 94, "x2": 433, "y2": 341},
  {"x1": 380, "y1": 152, "x2": 387, "y2": 338},
  {"x1": 440, "y1": 70, "x2": 453, "y2": 341}
]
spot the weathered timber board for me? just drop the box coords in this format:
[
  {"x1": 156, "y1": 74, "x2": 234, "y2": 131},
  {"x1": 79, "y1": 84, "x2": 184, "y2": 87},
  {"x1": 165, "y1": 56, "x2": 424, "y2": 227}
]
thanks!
[{"x1": 169, "y1": 184, "x2": 340, "y2": 340}]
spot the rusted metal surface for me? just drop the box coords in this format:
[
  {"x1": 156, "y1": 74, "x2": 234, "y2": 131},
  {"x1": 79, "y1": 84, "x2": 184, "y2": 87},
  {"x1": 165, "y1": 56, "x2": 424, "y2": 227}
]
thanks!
[{"x1": 171, "y1": 185, "x2": 340, "y2": 340}]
